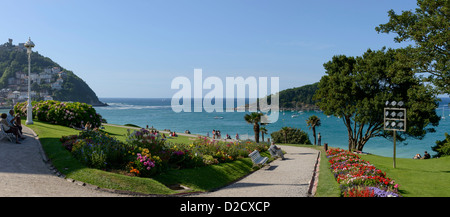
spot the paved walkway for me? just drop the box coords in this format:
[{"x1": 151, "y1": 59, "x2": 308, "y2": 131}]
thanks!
[
  {"x1": 0, "y1": 126, "x2": 124, "y2": 197},
  {"x1": 0, "y1": 125, "x2": 320, "y2": 197},
  {"x1": 190, "y1": 145, "x2": 320, "y2": 197}
]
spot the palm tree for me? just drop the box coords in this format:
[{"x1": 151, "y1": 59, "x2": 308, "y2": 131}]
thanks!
[
  {"x1": 306, "y1": 115, "x2": 321, "y2": 145},
  {"x1": 244, "y1": 112, "x2": 263, "y2": 143},
  {"x1": 260, "y1": 127, "x2": 268, "y2": 142},
  {"x1": 280, "y1": 126, "x2": 290, "y2": 144}
]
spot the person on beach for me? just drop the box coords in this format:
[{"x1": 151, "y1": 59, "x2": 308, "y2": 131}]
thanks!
[
  {"x1": 269, "y1": 142, "x2": 285, "y2": 160},
  {"x1": 212, "y1": 130, "x2": 216, "y2": 139},
  {"x1": 236, "y1": 133, "x2": 239, "y2": 140},
  {"x1": 317, "y1": 133, "x2": 321, "y2": 146},
  {"x1": 0, "y1": 113, "x2": 22, "y2": 144}
]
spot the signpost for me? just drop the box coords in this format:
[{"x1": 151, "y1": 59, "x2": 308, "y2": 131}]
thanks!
[{"x1": 384, "y1": 101, "x2": 406, "y2": 168}]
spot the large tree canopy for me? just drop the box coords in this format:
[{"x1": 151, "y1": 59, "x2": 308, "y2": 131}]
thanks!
[
  {"x1": 314, "y1": 48, "x2": 440, "y2": 151},
  {"x1": 376, "y1": 0, "x2": 450, "y2": 94}
]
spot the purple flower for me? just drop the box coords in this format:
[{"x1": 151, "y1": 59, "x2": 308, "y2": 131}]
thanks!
[{"x1": 367, "y1": 187, "x2": 400, "y2": 197}]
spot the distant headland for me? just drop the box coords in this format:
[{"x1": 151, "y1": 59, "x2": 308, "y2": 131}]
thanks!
[{"x1": 0, "y1": 38, "x2": 106, "y2": 108}]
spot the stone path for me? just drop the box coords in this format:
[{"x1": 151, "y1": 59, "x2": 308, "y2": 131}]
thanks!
[
  {"x1": 190, "y1": 145, "x2": 320, "y2": 197},
  {"x1": 0, "y1": 126, "x2": 125, "y2": 197}
]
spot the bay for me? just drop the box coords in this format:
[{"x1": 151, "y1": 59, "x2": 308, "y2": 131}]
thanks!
[{"x1": 95, "y1": 97, "x2": 450, "y2": 159}]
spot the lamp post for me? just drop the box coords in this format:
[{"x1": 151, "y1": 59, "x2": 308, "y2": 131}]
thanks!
[
  {"x1": 384, "y1": 100, "x2": 406, "y2": 168},
  {"x1": 24, "y1": 37, "x2": 35, "y2": 125}
]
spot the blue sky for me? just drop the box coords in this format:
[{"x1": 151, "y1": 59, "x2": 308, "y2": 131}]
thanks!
[{"x1": 1, "y1": 0, "x2": 421, "y2": 98}]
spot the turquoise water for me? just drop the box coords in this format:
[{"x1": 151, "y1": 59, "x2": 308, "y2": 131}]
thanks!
[{"x1": 94, "y1": 98, "x2": 450, "y2": 159}]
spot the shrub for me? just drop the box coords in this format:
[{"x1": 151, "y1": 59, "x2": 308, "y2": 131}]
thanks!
[
  {"x1": 125, "y1": 128, "x2": 166, "y2": 156},
  {"x1": 271, "y1": 127, "x2": 312, "y2": 144},
  {"x1": 14, "y1": 100, "x2": 103, "y2": 128},
  {"x1": 63, "y1": 130, "x2": 131, "y2": 169},
  {"x1": 432, "y1": 133, "x2": 450, "y2": 158}
]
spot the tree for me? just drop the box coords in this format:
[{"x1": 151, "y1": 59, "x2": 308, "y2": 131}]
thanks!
[
  {"x1": 280, "y1": 127, "x2": 290, "y2": 144},
  {"x1": 314, "y1": 48, "x2": 440, "y2": 152},
  {"x1": 376, "y1": 0, "x2": 450, "y2": 94},
  {"x1": 260, "y1": 127, "x2": 268, "y2": 142},
  {"x1": 432, "y1": 133, "x2": 450, "y2": 158},
  {"x1": 306, "y1": 115, "x2": 321, "y2": 145},
  {"x1": 244, "y1": 112, "x2": 263, "y2": 143}
]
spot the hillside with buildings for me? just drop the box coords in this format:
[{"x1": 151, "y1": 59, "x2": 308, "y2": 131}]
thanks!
[{"x1": 0, "y1": 38, "x2": 105, "y2": 108}]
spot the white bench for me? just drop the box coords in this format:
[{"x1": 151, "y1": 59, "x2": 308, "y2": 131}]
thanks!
[
  {"x1": 0, "y1": 124, "x2": 15, "y2": 143},
  {"x1": 249, "y1": 150, "x2": 269, "y2": 167}
]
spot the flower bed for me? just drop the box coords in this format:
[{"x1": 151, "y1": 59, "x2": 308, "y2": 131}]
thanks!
[
  {"x1": 326, "y1": 148, "x2": 401, "y2": 197},
  {"x1": 15, "y1": 100, "x2": 103, "y2": 128},
  {"x1": 61, "y1": 128, "x2": 269, "y2": 178},
  {"x1": 61, "y1": 130, "x2": 129, "y2": 169}
]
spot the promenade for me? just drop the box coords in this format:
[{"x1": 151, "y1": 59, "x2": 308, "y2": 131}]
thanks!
[
  {"x1": 191, "y1": 145, "x2": 320, "y2": 197},
  {"x1": 0, "y1": 126, "x2": 123, "y2": 196},
  {"x1": 0, "y1": 125, "x2": 320, "y2": 197}
]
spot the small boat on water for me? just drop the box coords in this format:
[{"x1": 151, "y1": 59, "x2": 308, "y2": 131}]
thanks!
[
  {"x1": 291, "y1": 114, "x2": 299, "y2": 118},
  {"x1": 214, "y1": 116, "x2": 224, "y2": 119}
]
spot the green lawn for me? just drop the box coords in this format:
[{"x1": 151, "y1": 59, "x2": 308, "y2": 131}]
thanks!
[
  {"x1": 101, "y1": 123, "x2": 199, "y2": 144},
  {"x1": 313, "y1": 144, "x2": 450, "y2": 197},
  {"x1": 26, "y1": 121, "x2": 260, "y2": 195},
  {"x1": 359, "y1": 154, "x2": 450, "y2": 197}
]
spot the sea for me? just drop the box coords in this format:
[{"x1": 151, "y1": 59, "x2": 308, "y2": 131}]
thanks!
[{"x1": 92, "y1": 97, "x2": 450, "y2": 159}]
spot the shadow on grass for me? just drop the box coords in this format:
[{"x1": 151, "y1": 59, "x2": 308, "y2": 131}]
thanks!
[
  {"x1": 38, "y1": 137, "x2": 86, "y2": 174},
  {"x1": 153, "y1": 158, "x2": 254, "y2": 192}
]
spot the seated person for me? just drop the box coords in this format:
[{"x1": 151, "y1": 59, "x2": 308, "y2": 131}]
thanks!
[
  {"x1": 422, "y1": 151, "x2": 431, "y2": 159},
  {"x1": 269, "y1": 142, "x2": 285, "y2": 160},
  {"x1": 0, "y1": 113, "x2": 22, "y2": 144},
  {"x1": 413, "y1": 153, "x2": 422, "y2": 159},
  {"x1": 85, "y1": 121, "x2": 92, "y2": 131},
  {"x1": 7, "y1": 110, "x2": 22, "y2": 135}
]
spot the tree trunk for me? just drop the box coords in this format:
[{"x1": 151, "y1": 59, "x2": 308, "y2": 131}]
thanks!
[
  {"x1": 312, "y1": 127, "x2": 316, "y2": 145},
  {"x1": 253, "y1": 123, "x2": 260, "y2": 143}
]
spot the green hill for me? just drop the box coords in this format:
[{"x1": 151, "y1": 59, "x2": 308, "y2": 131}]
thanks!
[
  {"x1": 278, "y1": 82, "x2": 319, "y2": 110},
  {"x1": 0, "y1": 39, "x2": 104, "y2": 106}
]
